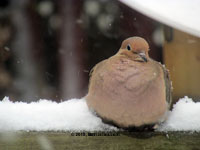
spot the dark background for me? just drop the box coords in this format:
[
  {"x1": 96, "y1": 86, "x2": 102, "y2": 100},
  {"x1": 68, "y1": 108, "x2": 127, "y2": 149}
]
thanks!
[{"x1": 0, "y1": 0, "x2": 163, "y2": 102}]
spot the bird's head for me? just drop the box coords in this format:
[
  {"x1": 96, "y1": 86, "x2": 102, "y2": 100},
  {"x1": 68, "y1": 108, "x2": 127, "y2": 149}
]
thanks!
[{"x1": 118, "y1": 37, "x2": 150, "y2": 62}]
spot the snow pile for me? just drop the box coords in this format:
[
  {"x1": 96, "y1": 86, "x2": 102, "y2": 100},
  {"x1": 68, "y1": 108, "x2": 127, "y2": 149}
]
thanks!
[
  {"x1": 120, "y1": 0, "x2": 200, "y2": 38},
  {"x1": 159, "y1": 96, "x2": 200, "y2": 132},
  {"x1": 0, "y1": 97, "x2": 117, "y2": 132},
  {"x1": 1, "y1": 96, "x2": 200, "y2": 132}
]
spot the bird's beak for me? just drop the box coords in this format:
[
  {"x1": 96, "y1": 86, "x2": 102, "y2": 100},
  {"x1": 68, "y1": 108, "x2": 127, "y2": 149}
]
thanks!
[{"x1": 139, "y1": 52, "x2": 148, "y2": 62}]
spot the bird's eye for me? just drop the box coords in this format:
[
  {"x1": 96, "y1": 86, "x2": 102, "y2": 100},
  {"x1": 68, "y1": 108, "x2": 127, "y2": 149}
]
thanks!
[{"x1": 127, "y1": 44, "x2": 131, "y2": 51}]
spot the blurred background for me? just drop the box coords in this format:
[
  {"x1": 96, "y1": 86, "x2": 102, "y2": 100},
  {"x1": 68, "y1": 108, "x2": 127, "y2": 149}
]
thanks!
[{"x1": 0, "y1": 0, "x2": 200, "y2": 102}]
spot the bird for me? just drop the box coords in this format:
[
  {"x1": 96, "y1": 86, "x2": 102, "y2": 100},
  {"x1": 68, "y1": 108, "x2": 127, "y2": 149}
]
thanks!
[{"x1": 86, "y1": 36, "x2": 172, "y2": 129}]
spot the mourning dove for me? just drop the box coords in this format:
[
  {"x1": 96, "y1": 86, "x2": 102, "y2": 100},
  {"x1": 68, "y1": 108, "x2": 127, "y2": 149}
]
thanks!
[{"x1": 86, "y1": 37, "x2": 172, "y2": 129}]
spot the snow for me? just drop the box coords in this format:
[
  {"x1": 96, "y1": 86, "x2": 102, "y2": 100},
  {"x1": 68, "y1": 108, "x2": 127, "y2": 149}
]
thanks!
[
  {"x1": 0, "y1": 97, "x2": 117, "y2": 132},
  {"x1": 159, "y1": 96, "x2": 200, "y2": 132},
  {"x1": 119, "y1": 0, "x2": 200, "y2": 38},
  {"x1": 1, "y1": 96, "x2": 200, "y2": 132}
]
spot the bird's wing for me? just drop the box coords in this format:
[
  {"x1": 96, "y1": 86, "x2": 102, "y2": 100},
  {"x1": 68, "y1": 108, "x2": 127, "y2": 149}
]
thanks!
[
  {"x1": 160, "y1": 64, "x2": 172, "y2": 109},
  {"x1": 89, "y1": 60, "x2": 106, "y2": 77},
  {"x1": 88, "y1": 60, "x2": 107, "y2": 86}
]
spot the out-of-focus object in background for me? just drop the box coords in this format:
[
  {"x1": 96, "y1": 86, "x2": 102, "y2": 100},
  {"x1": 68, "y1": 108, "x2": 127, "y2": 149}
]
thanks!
[
  {"x1": 0, "y1": 2, "x2": 12, "y2": 99},
  {"x1": 58, "y1": 0, "x2": 87, "y2": 100},
  {"x1": 163, "y1": 28, "x2": 200, "y2": 101},
  {"x1": 120, "y1": 0, "x2": 200, "y2": 38}
]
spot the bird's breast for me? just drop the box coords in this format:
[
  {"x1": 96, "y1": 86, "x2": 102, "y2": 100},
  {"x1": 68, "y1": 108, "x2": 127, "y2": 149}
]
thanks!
[{"x1": 104, "y1": 57, "x2": 159, "y2": 95}]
